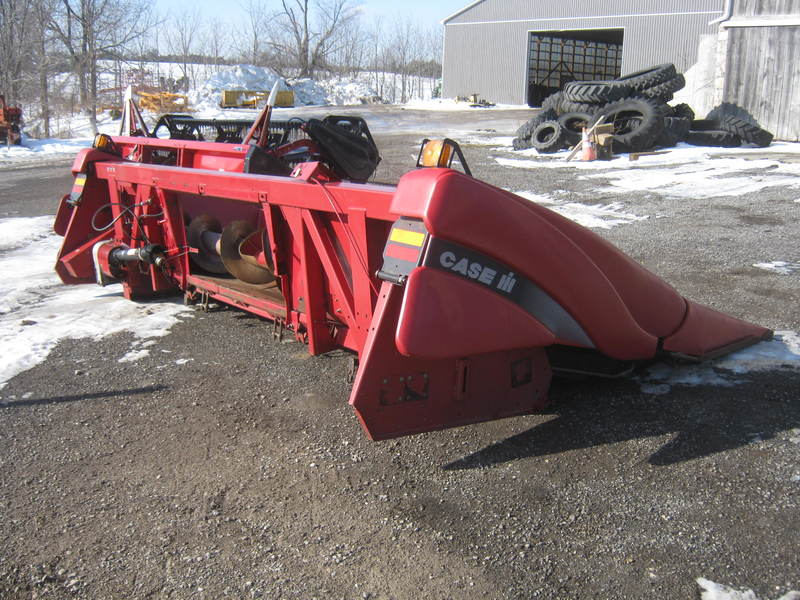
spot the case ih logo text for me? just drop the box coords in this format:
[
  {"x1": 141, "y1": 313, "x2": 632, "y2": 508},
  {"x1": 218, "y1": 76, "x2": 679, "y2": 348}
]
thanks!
[{"x1": 439, "y1": 251, "x2": 517, "y2": 293}]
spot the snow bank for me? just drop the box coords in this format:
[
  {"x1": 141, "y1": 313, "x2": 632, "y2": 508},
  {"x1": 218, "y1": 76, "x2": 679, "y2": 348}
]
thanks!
[
  {"x1": 316, "y1": 77, "x2": 380, "y2": 105},
  {"x1": 188, "y1": 64, "x2": 285, "y2": 111}
]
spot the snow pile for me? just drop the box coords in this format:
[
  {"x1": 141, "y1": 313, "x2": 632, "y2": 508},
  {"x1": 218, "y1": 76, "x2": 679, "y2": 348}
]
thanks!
[
  {"x1": 289, "y1": 78, "x2": 329, "y2": 105},
  {"x1": 0, "y1": 216, "x2": 191, "y2": 389},
  {"x1": 317, "y1": 76, "x2": 380, "y2": 105},
  {"x1": 188, "y1": 64, "x2": 285, "y2": 110},
  {"x1": 697, "y1": 578, "x2": 800, "y2": 600},
  {"x1": 188, "y1": 64, "x2": 381, "y2": 109}
]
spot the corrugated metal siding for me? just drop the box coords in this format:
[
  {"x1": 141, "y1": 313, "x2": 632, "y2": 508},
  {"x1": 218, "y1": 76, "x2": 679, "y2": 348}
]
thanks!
[
  {"x1": 442, "y1": 22, "x2": 530, "y2": 102},
  {"x1": 723, "y1": 25, "x2": 800, "y2": 140},
  {"x1": 442, "y1": 9, "x2": 722, "y2": 103},
  {"x1": 446, "y1": 0, "x2": 723, "y2": 24},
  {"x1": 733, "y1": 0, "x2": 800, "y2": 16}
]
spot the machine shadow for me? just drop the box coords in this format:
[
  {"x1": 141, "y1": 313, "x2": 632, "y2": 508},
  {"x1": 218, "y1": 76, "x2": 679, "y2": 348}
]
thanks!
[
  {"x1": 443, "y1": 371, "x2": 800, "y2": 469},
  {"x1": 0, "y1": 385, "x2": 168, "y2": 409}
]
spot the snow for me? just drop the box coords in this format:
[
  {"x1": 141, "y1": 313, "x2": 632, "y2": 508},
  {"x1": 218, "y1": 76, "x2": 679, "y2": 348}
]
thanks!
[
  {"x1": 0, "y1": 137, "x2": 93, "y2": 165},
  {"x1": 637, "y1": 331, "x2": 800, "y2": 395},
  {"x1": 189, "y1": 65, "x2": 389, "y2": 111},
  {"x1": 500, "y1": 142, "x2": 800, "y2": 199},
  {"x1": 753, "y1": 261, "x2": 800, "y2": 275},
  {"x1": 317, "y1": 77, "x2": 379, "y2": 106},
  {"x1": 697, "y1": 578, "x2": 800, "y2": 600},
  {"x1": 190, "y1": 65, "x2": 288, "y2": 111},
  {"x1": 515, "y1": 190, "x2": 648, "y2": 229},
  {"x1": 404, "y1": 98, "x2": 484, "y2": 111},
  {"x1": 0, "y1": 216, "x2": 191, "y2": 389},
  {"x1": 459, "y1": 135, "x2": 516, "y2": 147},
  {"x1": 404, "y1": 98, "x2": 528, "y2": 111}
]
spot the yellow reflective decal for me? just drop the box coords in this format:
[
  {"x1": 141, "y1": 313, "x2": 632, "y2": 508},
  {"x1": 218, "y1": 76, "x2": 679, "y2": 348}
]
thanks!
[{"x1": 389, "y1": 228, "x2": 425, "y2": 247}]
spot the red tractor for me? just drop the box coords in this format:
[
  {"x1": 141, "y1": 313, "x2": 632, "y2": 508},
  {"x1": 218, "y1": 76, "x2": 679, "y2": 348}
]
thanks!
[{"x1": 0, "y1": 95, "x2": 22, "y2": 145}]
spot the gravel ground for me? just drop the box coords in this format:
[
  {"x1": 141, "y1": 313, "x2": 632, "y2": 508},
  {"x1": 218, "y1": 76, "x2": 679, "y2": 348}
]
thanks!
[{"x1": 1, "y1": 107, "x2": 798, "y2": 599}]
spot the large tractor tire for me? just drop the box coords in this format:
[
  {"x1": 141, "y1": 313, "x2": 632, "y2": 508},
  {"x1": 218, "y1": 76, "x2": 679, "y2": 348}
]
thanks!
[
  {"x1": 639, "y1": 74, "x2": 686, "y2": 102},
  {"x1": 530, "y1": 120, "x2": 568, "y2": 154},
  {"x1": 563, "y1": 81, "x2": 632, "y2": 104},
  {"x1": 684, "y1": 130, "x2": 742, "y2": 148},
  {"x1": 613, "y1": 64, "x2": 678, "y2": 92},
  {"x1": 656, "y1": 117, "x2": 691, "y2": 148},
  {"x1": 557, "y1": 112, "x2": 597, "y2": 146},
  {"x1": 595, "y1": 97, "x2": 667, "y2": 152},
  {"x1": 714, "y1": 115, "x2": 773, "y2": 147},
  {"x1": 541, "y1": 92, "x2": 566, "y2": 113},
  {"x1": 515, "y1": 108, "x2": 558, "y2": 139},
  {"x1": 670, "y1": 103, "x2": 695, "y2": 121}
]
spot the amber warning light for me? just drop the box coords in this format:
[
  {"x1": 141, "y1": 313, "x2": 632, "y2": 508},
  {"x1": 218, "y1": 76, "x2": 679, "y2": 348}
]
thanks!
[{"x1": 415, "y1": 138, "x2": 472, "y2": 176}]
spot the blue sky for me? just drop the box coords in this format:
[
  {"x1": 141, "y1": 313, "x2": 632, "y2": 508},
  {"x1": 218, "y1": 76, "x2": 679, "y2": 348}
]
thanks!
[{"x1": 153, "y1": 0, "x2": 469, "y2": 27}]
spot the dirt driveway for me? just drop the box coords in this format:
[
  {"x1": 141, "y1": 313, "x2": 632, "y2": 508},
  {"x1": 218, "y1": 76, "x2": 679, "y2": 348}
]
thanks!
[{"x1": 1, "y1": 106, "x2": 798, "y2": 599}]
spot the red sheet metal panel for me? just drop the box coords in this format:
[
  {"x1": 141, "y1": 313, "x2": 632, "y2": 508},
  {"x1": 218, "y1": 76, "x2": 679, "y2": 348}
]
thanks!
[
  {"x1": 391, "y1": 168, "x2": 664, "y2": 360},
  {"x1": 663, "y1": 300, "x2": 772, "y2": 360}
]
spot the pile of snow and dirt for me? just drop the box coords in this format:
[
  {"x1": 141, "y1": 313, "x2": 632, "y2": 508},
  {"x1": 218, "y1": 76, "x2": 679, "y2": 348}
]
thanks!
[
  {"x1": 188, "y1": 64, "x2": 381, "y2": 110},
  {"x1": 316, "y1": 77, "x2": 380, "y2": 105}
]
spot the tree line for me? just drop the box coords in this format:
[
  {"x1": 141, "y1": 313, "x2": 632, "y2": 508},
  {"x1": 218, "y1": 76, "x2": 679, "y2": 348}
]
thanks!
[{"x1": 0, "y1": 0, "x2": 443, "y2": 137}]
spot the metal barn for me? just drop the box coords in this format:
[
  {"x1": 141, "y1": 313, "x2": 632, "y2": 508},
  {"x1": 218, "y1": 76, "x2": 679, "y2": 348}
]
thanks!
[{"x1": 442, "y1": 0, "x2": 725, "y2": 106}]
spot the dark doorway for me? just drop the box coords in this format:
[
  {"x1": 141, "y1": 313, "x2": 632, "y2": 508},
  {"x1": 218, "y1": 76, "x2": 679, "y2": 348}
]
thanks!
[{"x1": 527, "y1": 29, "x2": 624, "y2": 107}]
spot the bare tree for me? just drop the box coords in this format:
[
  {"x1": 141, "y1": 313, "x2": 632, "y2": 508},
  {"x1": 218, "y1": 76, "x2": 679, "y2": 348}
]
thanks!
[
  {"x1": 0, "y1": 0, "x2": 35, "y2": 101},
  {"x1": 200, "y1": 19, "x2": 229, "y2": 69},
  {"x1": 49, "y1": 0, "x2": 156, "y2": 134},
  {"x1": 267, "y1": 0, "x2": 359, "y2": 78},
  {"x1": 30, "y1": 0, "x2": 58, "y2": 136},
  {"x1": 234, "y1": 0, "x2": 269, "y2": 65},
  {"x1": 328, "y1": 15, "x2": 364, "y2": 77},
  {"x1": 166, "y1": 8, "x2": 203, "y2": 91},
  {"x1": 390, "y1": 17, "x2": 415, "y2": 103},
  {"x1": 365, "y1": 15, "x2": 389, "y2": 99}
]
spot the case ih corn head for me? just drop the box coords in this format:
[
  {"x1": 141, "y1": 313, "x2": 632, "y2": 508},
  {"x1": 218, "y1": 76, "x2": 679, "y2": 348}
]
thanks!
[{"x1": 54, "y1": 95, "x2": 771, "y2": 440}]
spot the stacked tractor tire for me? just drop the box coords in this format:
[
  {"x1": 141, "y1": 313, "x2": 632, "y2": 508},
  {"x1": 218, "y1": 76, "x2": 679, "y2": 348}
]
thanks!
[{"x1": 513, "y1": 64, "x2": 774, "y2": 154}]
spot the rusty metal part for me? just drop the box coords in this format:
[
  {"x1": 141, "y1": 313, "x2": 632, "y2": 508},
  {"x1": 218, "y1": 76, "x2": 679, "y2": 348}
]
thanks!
[
  {"x1": 220, "y1": 220, "x2": 275, "y2": 285},
  {"x1": 187, "y1": 214, "x2": 227, "y2": 274}
]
